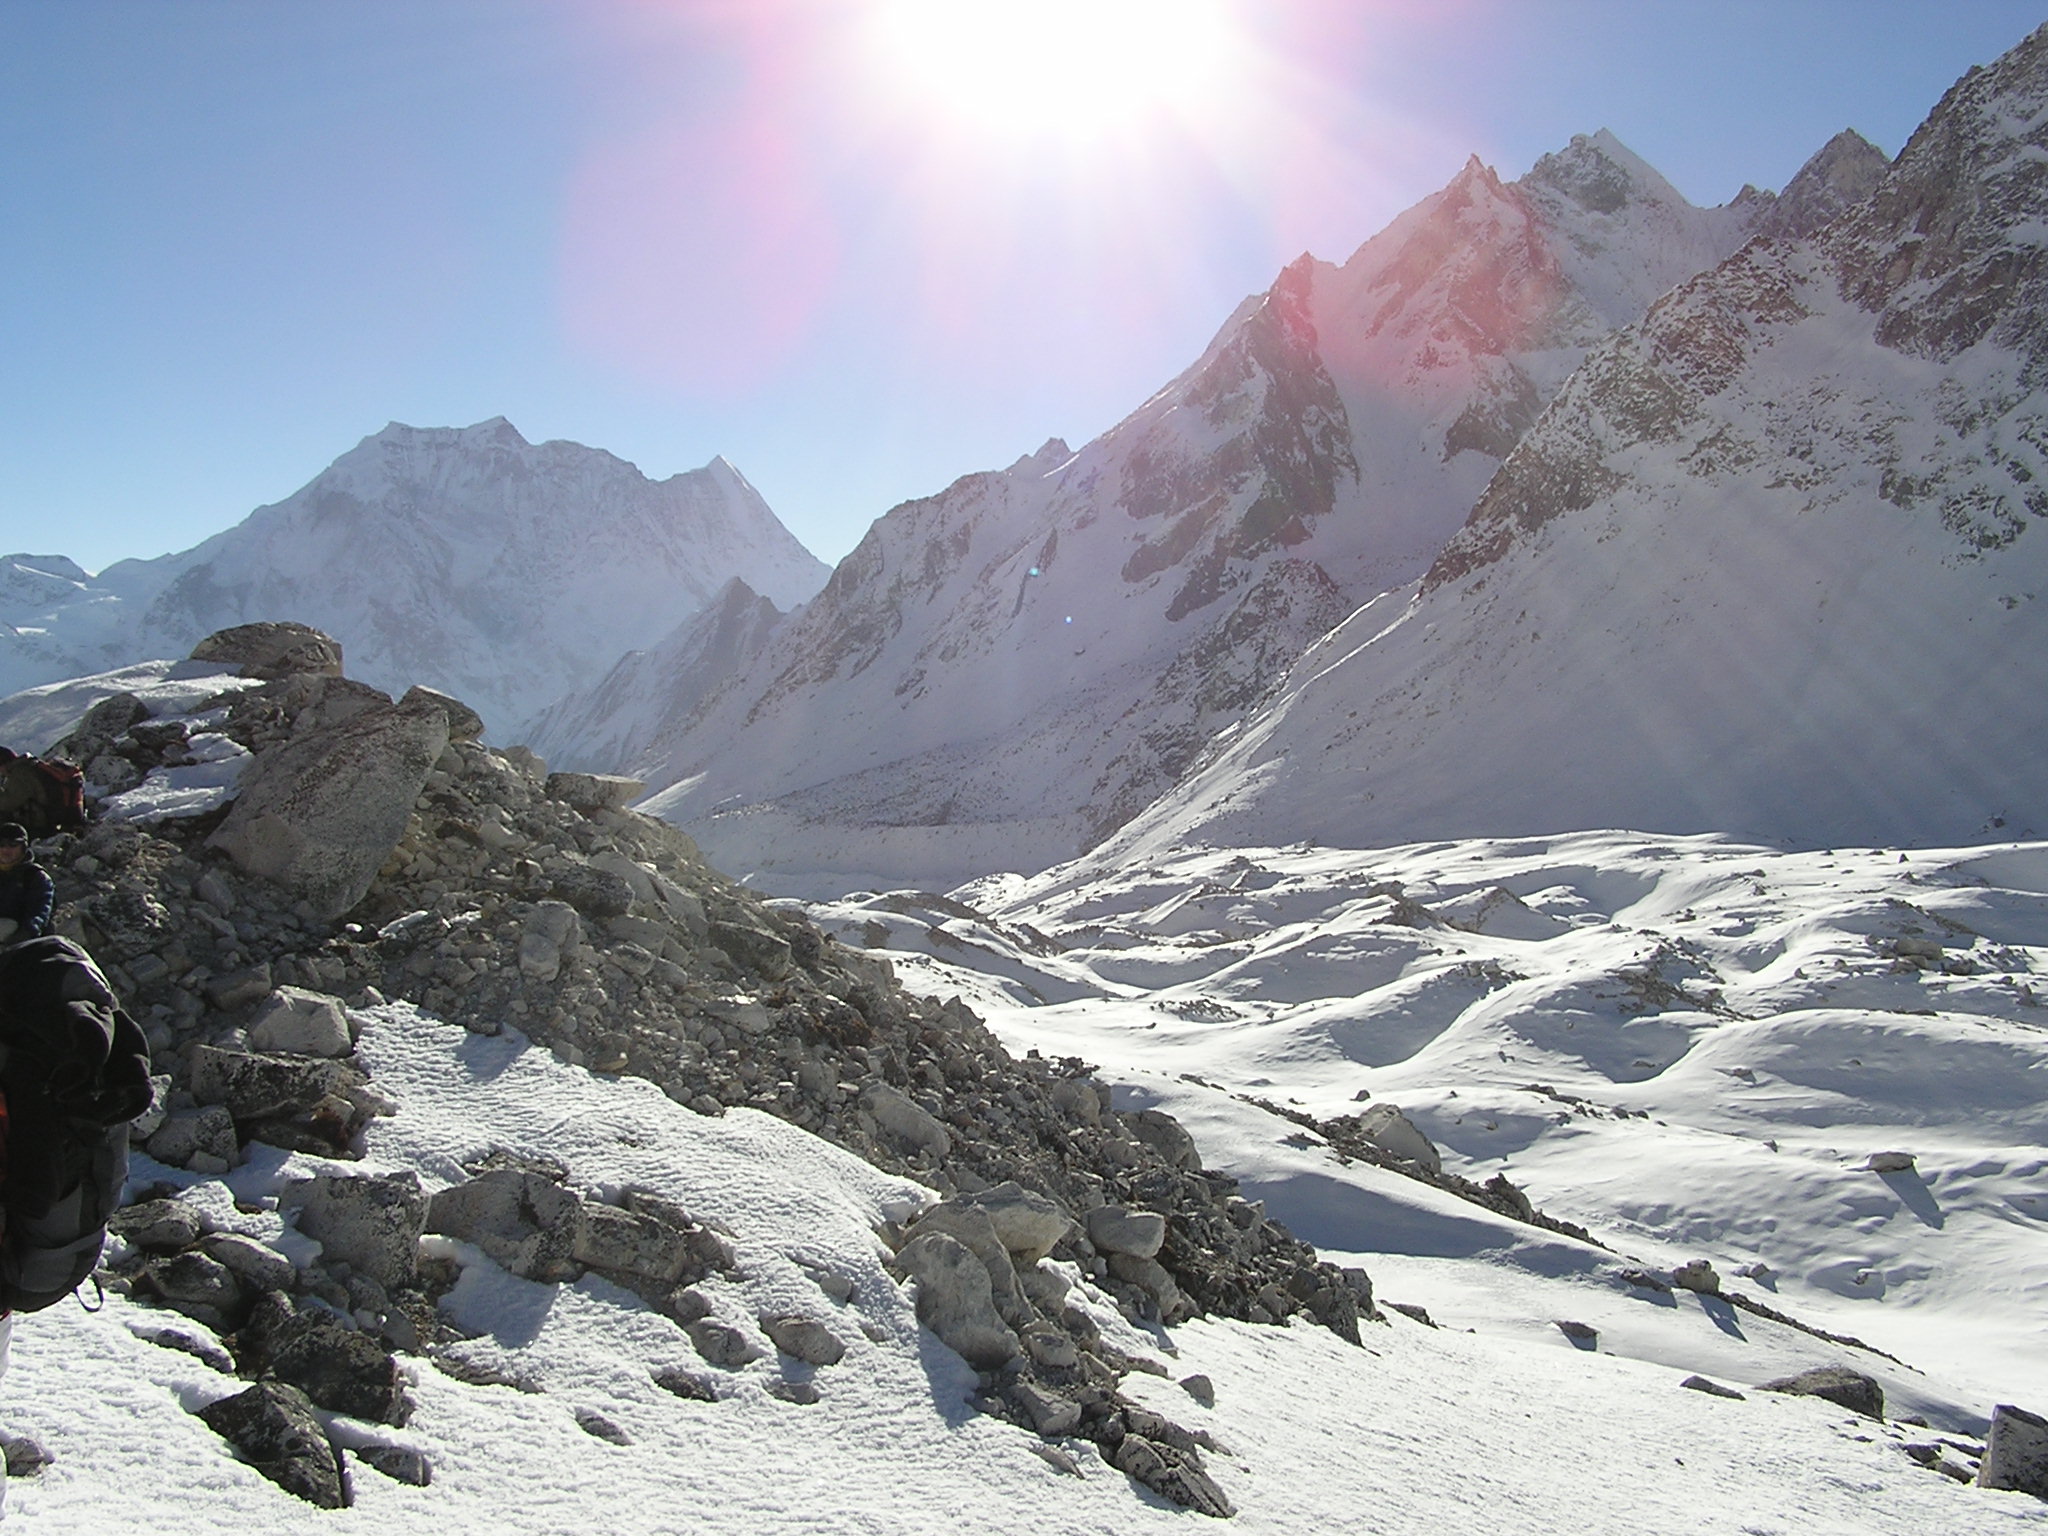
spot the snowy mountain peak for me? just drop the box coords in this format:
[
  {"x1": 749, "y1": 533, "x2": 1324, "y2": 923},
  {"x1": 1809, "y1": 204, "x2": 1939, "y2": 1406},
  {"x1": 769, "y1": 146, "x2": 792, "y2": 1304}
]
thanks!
[
  {"x1": 1831, "y1": 19, "x2": 2048, "y2": 364},
  {"x1": 1756, "y1": 128, "x2": 1892, "y2": 241},
  {"x1": 1521, "y1": 128, "x2": 1687, "y2": 216}
]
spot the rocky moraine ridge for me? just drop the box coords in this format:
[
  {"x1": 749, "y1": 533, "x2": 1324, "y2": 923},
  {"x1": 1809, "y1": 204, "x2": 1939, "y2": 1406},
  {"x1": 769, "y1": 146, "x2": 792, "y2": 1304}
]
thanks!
[{"x1": 32, "y1": 622, "x2": 1381, "y2": 1515}]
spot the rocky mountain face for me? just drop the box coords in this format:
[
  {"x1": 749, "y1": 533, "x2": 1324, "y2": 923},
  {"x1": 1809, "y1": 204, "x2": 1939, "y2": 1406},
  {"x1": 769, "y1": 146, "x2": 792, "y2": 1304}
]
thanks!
[
  {"x1": 28, "y1": 623, "x2": 1370, "y2": 1514},
  {"x1": 524, "y1": 577, "x2": 788, "y2": 774},
  {"x1": 1098, "y1": 25, "x2": 2048, "y2": 863},
  {"x1": 621, "y1": 131, "x2": 1877, "y2": 895},
  {"x1": 0, "y1": 420, "x2": 829, "y2": 740}
]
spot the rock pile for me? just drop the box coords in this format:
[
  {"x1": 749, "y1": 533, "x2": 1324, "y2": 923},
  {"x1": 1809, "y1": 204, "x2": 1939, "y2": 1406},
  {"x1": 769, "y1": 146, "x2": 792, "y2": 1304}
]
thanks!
[{"x1": 39, "y1": 624, "x2": 1373, "y2": 1514}]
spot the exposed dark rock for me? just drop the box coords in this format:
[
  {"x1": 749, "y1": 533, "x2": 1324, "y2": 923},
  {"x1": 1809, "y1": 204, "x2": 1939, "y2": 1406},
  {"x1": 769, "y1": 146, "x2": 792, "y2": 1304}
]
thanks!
[
  {"x1": 1761, "y1": 1365, "x2": 1885, "y2": 1419},
  {"x1": 196, "y1": 1381, "x2": 348, "y2": 1508}
]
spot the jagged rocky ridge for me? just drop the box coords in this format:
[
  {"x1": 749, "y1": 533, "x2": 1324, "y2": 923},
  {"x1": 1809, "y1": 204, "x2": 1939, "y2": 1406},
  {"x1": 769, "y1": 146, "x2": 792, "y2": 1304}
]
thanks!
[
  {"x1": 43, "y1": 623, "x2": 1382, "y2": 1514},
  {"x1": 1094, "y1": 24, "x2": 2048, "y2": 862},
  {"x1": 616, "y1": 129, "x2": 1888, "y2": 896}
]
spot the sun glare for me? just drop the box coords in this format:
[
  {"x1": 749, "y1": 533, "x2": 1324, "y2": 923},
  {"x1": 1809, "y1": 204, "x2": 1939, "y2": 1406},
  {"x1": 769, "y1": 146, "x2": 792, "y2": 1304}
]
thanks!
[{"x1": 864, "y1": 0, "x2": 1238, "y2": 145}]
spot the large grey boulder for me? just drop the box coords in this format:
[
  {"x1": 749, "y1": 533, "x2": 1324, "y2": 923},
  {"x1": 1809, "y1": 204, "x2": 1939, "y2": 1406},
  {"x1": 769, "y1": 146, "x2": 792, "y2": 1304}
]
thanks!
[
  {"x1": 1355, "y1": 1102, "x2": 1442, "y2": 1175},
  {"x1": 210, "y1": 688, "x2": 452, "y2": 919},
  {"x1": 285, "y1": 1171, "x2": 428, "y2": 1290},
  {"x1": 247, "y1": 987, "x2": 354, "y2": 1058},
  {"x1": 426, "y1": 1167, "x2": 584, "y2": 1283},
  {"x1": 958, "y1": 1182, "x2": 1073, "y2": 1264},
  {"x1": 895, "y1": 1230, "x2": 1019, "y2": 1369},
  {"x1": 517, "y1": 901, "x2": 583, "y2": 982},
  {"x1": 1980, "y1": 1403, "x2": 2048, "y2": 1498},
  {"x1": 908, "y1": 1202, "x2": 1029, "y2": 1326},
  {"x1": 1760, "y1": 1365, "x2": 1885, "y2": 1419},
  {"x1": 1087, "y1": 1205, "x2": 1167, "y2": 1260},
  {"x1": 861, "y1": 1083, "x2": 951, "y2": 1160},
  {"x1": 190, "y1": 622, "x2": 344, "y2": 681}
]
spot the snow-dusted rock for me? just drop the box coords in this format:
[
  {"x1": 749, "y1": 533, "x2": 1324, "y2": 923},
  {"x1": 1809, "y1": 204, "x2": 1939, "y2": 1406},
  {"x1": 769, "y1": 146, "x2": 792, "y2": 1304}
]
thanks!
[
  {"x1": 209, "y1": 685, "x2": 450, "y2": 919},
  {"x1": 285, "y1": 1170, "x2": 428, "y2": 1290},
  {"x1": 246, "y1": 986, "x2": 354, "y2": 1058},
  {"x1": 1979, "y1": 1402, "x2": 2048, "y2": 1498},
  {"x1": 895, "y1": 1230, "x2": 1019, "y2": 1369}
]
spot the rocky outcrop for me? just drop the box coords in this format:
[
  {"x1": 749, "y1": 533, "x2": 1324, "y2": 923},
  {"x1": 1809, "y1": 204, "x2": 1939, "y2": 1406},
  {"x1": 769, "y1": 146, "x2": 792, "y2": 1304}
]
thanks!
[
  {"x1": 45, "y1": 622, "x2": 1369, "y2": 1516},
  {"x1": 208, "y1": 688, "x2": 451, "y2": 919}
]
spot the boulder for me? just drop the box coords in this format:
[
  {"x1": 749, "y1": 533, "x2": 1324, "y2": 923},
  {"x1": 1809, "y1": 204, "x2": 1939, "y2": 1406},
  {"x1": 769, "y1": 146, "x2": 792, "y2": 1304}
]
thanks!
[
  {"x1": 545, "y1": 772, "x2": 644, "y2": 811},
  {"x1": 707, "y1": 919, "x2": 793, "y2": 981},
  {"x1": 1980, "y1": 1402, "x2": 2048, "y2": 1498},
  {"x1": 759, "y1": 1313, "x2": 846, "y2": 1367},
  {"x1": 286, "y1": 1171, "x2": 428, "y2": 1290},
  {"x1": 959, "y1": 1181, "x2": 1073, "y2": 1263},
  {"x1": 1112, "y1": 1434, "x2": 1234, "y2": 1519},
  {"x1": 548, "y1": 864, "x2": 637, "y2": 919},
  {"x1": 517, "y1": 900, "x2": 583, "y2": 982},
  {"x1": 572, "y1": 1203, "x2": 702, "y2": 1286},
  {"x1": 1354, "y1": 1102, "x2": 1442, "y2": 1175},
  {"x1": 247, "y1": 987, "x2": 355, "y2": 1058},
  {"x1": 400, "y1": 685, "x2": 483, "y2": 742},
  {"x1": 200, "y1": 1233, "x2": 297, "y2": 1293},
  {"x1": 426, "y1": 1168, "x2": 584, "y2": 1283},
  {"x1": 907, "y1": 1202, "x2": 1029, "y2": 1326},
  {"x1": 1086, "y1": 1205, "x2": 1166, "y2": 1260},
  {"x1": 209, "y1": 689, "x2": 451, "y2": 919},
  {"x1": 109, "y1": 1198, "x2": 206, "y2": 1252},
  {"x1": 1760, "y1": 1365, "x2": 1885, "y2": 1419},
  {"x1": 862, "y1": 1083, "x2": 952, "y2": 1160},
  {"x1": 196, "y1": 1381, "x2": 346, "y2": 1508},
  {"x1": 356, "y1": 1444, "x2": 433, "y2": 1487},
  {"x1": 190, "y1": 622, "x2": 344, "y2": 681},
  {"x1": 1670, "y1": 1259, "x2": 1721, "y2": 1295},
  {"x1": 687, "y1": 1319, "x2": 762, "y2": 1369},
  {"x1": 1127, "y1": 1109, "x2": 1202, "y2": 1171},
  {"x1": 246, "y1": 1298, "x2": 412, "y2": 1426},
  {"x1": 144, "y1": 1105, "x2": 240, "y2": 1171},
  {"x1": 895, "y1": 1230, "x2": 1019, "y2": 1369},
  {"x1": 1862, "y1": 1150, "x2": 1917, "y2": 1173}
]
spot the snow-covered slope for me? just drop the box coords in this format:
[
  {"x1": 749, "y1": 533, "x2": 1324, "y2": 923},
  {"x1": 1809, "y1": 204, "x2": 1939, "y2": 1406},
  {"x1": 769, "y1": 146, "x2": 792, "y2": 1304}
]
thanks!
[
  {"x1": 1101, "y1": 27, "x2": 2048, "y2": 862},
  {"x1": 23, "y1": 996, "x2": 2036, "y2": 1534},
  {"x1": 626, "y1": 133, "x2": 1852, "y2": 895},
  {"x1": 804, "y1": 830, "x2": 2048, "y2": 1435},
  {"x1": 0, "y1": 421, "x2": 828, "y2": 739}
]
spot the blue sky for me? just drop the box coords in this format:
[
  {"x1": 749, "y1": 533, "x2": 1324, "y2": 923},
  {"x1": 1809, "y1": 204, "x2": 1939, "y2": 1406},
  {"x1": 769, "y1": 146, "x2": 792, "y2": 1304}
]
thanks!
[{"x1": 3, "y1": 0, "x2": 2041, "y2": 573}]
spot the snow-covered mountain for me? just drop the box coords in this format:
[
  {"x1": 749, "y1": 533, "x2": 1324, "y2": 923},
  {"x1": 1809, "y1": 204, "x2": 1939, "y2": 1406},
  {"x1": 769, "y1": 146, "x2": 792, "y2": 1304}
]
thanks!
[
  {"x1": 628, "y1": 130, "x2": 1879, "y2": 896},
  {"x1": 1098, "y1": 25, "x2": 2048, "y2": 865},
  {"x1": 524, "y1": 576, "x2": 789, "y2": 773},
  {"x1": 0, "y1": 420, "x2": 829, "y2": 739}
]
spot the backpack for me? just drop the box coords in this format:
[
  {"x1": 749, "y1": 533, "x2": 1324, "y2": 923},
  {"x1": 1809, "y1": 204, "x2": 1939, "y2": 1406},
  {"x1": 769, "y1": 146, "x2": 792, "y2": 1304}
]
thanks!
[
  {"x1": 0, "y1": 936, "x2": 154, "y2": 1313},
  {"x1": 0, "y1": 751, "x2": 87, "y2": 838}
]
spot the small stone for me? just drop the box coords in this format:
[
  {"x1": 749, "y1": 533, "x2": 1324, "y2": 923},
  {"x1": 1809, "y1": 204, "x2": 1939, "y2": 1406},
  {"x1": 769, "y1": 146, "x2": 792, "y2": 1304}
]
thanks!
[
  {"x1": 1085, "y1": 1205, "x2": 1167, "y2": 1259},
  {"x1": 652, "y1": 1367, "x2": 719, "y2": 1402},
  {"x1": 1556, "y1": 1320, "x2": 1599, "y2": 1345},
  {"x1": 356, "y1": 1444, "x2": 433, "y2": 1486},
  {"x1": 1680, "y1": 1375, "x2": 1746, "y2": 1400},
  {"x1": 1862, "y1": 1150, "x2": 1917, "y2": 1173},
  {"x1": 687, "y1": 1319, "x2": 763, "y2": 1369},
  {"x1": 759, "y1": 1313, "x2": 846, "y2": 1367},
  {"x1": 1179, "y1": 1374, "x2": 1216, "y2": 1408},
  {"x1": 1, "y1": 1435, "x2": 54, "y2": 1477},
  {"x1": 575, "y1": 1408, "x2": 632, "y2": 1445},
  {"x1": 766, "y1": 1379, "x2": 821, "y2": 1405}
]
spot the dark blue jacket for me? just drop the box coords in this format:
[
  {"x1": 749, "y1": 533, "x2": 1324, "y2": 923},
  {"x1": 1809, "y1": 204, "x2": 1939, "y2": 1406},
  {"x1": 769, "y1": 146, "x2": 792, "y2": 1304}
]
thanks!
[{"x1": 0, "y1": 859, "x2": 55, "y2": 940}]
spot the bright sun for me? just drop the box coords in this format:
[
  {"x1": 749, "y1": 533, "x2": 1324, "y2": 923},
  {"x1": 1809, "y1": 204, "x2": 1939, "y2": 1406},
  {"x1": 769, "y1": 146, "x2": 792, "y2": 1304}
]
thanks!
[{"x1": 862, "y1": 0, "x2": 1239, "y2": 146}]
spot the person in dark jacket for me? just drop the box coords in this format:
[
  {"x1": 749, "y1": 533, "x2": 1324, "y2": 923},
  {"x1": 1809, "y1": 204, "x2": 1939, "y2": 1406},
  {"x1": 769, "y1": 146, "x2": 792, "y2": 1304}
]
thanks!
[{"x1": 0, "y1": 823, "x2": 54, "y2": 945}]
